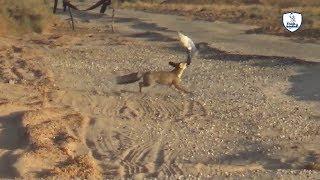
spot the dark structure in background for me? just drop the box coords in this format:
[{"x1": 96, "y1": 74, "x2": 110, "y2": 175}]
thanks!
[
  {"x1": 53, "y1": 0, "x2": 112, "y2": 14},
  {"x1": 52, "y1": 0, "x2": 114, "y2": 31}
]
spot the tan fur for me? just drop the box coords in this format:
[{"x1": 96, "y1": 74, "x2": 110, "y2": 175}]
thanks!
[
  {"x1": 116, "y1": 62, "x2": 189, "y2": 93},
  {"x1": 138, "y1": 62, "x2": 189, "y2": 93}
]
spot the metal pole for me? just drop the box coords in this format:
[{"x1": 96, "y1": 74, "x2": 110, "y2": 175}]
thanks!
[
  {"x1": 68, "y1": 6, "x2": 75, "y2": 30},
  {"x1": 112, "y1": 8, "x2": 115, "y2": 32},
  {"x1": 53, "y1": 0, "x2": 58, "y2": 13}
]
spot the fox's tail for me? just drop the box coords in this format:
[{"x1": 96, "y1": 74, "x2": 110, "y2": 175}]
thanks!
[{"x1": 116, "y1": 72, "x2": 143, "y2": 84}]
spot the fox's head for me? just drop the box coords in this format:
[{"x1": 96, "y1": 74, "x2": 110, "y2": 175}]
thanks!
[
  {"x1": 168, "y1": 61, "x2": 179, "y2": 67},
  {"x1": 179, "y1": 62, "x2": 187, "y2": 70},
  {"x1": 168, "y1": 62, "x2": 187, "y2": 78},
  {"x1": 169, "y1": 62, "x2": 187, "y2": 68}
]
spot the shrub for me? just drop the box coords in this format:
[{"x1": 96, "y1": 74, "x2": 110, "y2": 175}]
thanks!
[{"x1": 0, "y1": 0, "x2": 54, "y2": 35}]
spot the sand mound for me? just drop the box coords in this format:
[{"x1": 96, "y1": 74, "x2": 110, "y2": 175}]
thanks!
[
  {"x1": 15, "y1": 107, "x2": 101, "y2": 179},
  {"x1": 0, "y1": 35, "x2": 101, "y2": 178}
]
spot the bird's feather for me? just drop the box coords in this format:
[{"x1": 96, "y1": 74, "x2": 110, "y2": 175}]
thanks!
[
  {"x1": 178, "y1": 32, "x2": 197, "y2": 51},
  {"x1": 178, "y1": 32, "x2": 198, "y2": 65}
]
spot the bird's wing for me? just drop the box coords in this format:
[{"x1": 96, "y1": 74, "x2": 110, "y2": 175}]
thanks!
[
  {"x1": 188, "y1": 38, "x2": 197, "y2": 52},
  {"x1": 178, "y1": 32, "x2": 197, "y2": 51},
  {"x1": 178, "y1": 32, "x2": 188, "y2": 48},
  {"x1": 178, "y1": 32, "x2": 198, "y2": 65}
]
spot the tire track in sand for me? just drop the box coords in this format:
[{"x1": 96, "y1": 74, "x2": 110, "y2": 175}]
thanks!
[{"x1": 56, "y1": 89, "x2": 209, "y2": 178}]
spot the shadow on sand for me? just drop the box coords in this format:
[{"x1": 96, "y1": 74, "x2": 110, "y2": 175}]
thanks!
[
  {"x1": 126, "y1": 31, "x2": 176, "y2": 42},
  {"x1": 287, "y1": 65, "x2": 320, "y2": 102},
  {"x1": 194, "y1": 43, "x2": 320, "y2": 103},
  {"x1": 166, "y1": 42, "x2": 320, "y2": 103},
  {"x1": 0, "y1": 111, "x2": 27, "y2": 178},
  {"x1": 217, "y1": 145, "x2": 320, "y2": 170}
]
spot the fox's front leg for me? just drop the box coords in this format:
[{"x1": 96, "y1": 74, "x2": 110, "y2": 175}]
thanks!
[
  {"x1": 172, "y1": 81, "x2": 190, "y2": 94},
  {"x1": 139, "y1": 82, "x2": 144, "y2": 93}
]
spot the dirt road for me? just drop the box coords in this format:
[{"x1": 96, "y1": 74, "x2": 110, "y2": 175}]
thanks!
[
  {"x1": 1, "y1": 5, "x2": 320, "y2": 178},
  {"x1": 115, "y1": 9, "x2": 320, "y2": 63}
]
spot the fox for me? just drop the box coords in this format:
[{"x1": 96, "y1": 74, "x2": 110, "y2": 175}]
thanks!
[{"x1": 116, "y1": 62, "x2": 190, "y2": 93}]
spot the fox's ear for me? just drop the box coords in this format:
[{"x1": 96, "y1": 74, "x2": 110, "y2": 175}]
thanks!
[{"x1": 169, "y1": 61, "x2": 178, "y2": 67}]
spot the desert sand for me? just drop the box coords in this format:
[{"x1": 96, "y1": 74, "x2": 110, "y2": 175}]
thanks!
[{"x1": 0, "y1": 2, "x2": 320, "y2": 179}]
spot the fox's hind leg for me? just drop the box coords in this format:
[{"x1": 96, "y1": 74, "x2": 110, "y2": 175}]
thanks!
[
  {"x1": 139, "y1": 81, "x2": 150, "y2": 93},
  {"x1": 139, "y1": 75, "x2": 153, "y2": 93},
  {"x1": 139, "y1": 82, "x2": 144, "y2": 92}
]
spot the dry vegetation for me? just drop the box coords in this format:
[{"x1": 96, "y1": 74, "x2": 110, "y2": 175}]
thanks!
[
  {"x1": 121, "y1": 0, "x2": 320, "y2": 39},
  {"x1": 0, "y1": 0, "x2": 55, "y2": 35}
]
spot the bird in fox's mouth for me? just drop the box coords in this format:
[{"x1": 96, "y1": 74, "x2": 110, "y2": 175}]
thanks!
[{"x1": 178, "y1": 32, "x2": 198, "y2": 65}]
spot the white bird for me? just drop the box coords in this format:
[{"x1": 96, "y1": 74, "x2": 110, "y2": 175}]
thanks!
[{"x1": 178, "y1": 32, "x2": 198, "y2": 65}]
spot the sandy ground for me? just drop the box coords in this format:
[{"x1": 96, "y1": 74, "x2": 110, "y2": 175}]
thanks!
[{"x1": 0, "y1": 3, "x2": 320, "y2": 179}]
